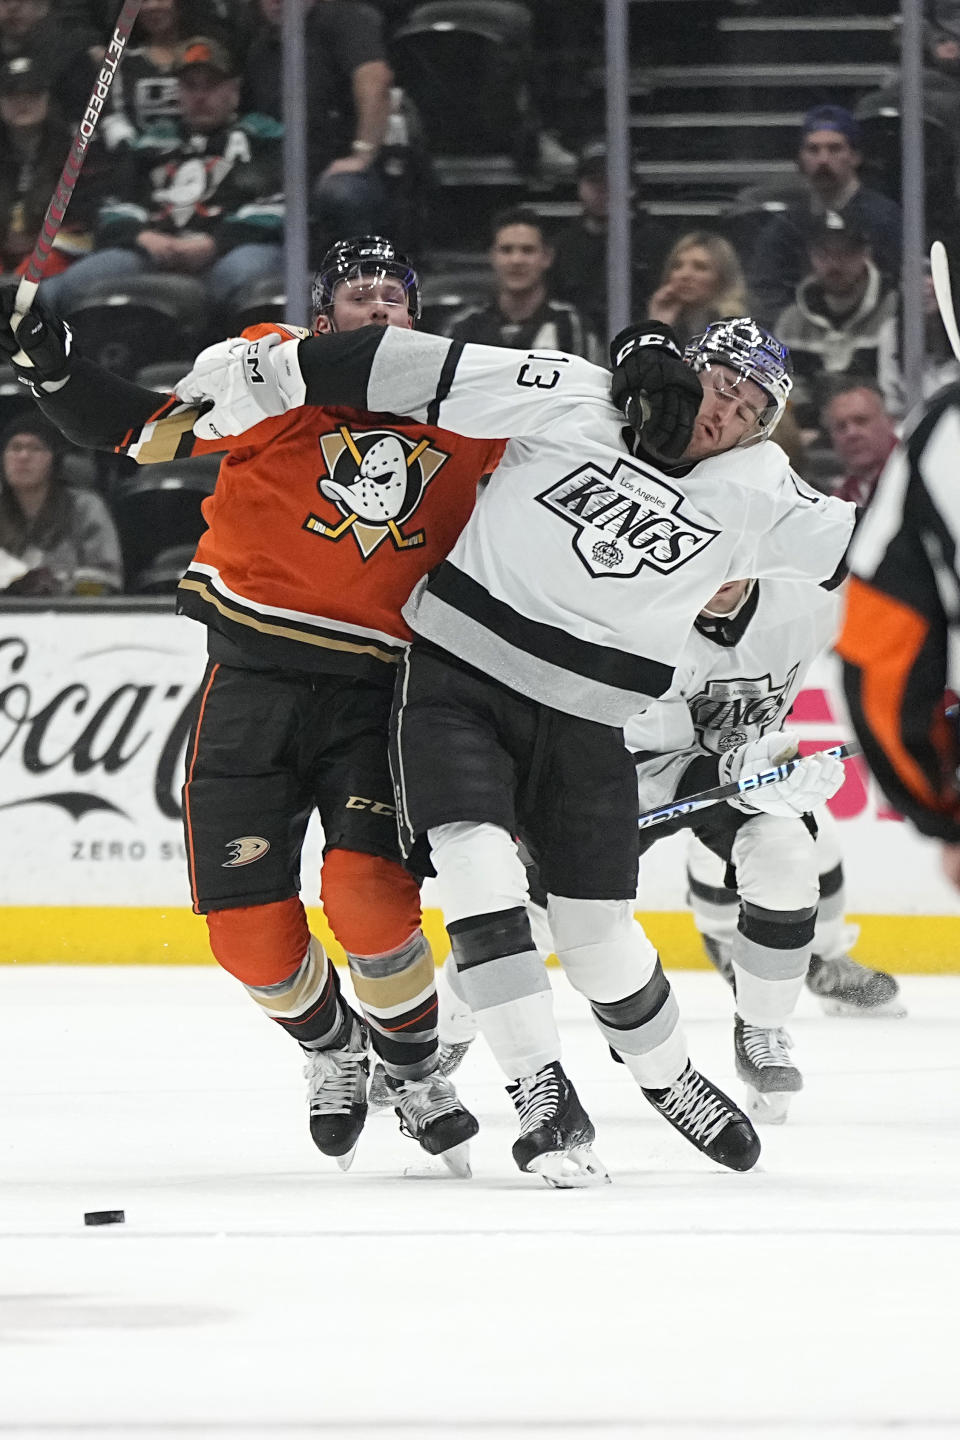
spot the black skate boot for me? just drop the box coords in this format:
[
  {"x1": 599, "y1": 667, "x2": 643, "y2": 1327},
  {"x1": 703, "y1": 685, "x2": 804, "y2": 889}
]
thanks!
[
  {"x1": 507, "y1": 1061, "x2": 609, "y2": 1188},
  {"x1": 702, "y1": 934, "x2": 735, "y2": 991},
  {"x1": 806, "y1": 951, "x2": 906, "y2": 1018},
  {"x1": 386, "y1": 1071, "x2": 479, "y2": 1177},
  {"x1": 303, "y1": 1011, "x2": 369, "y2": 1171},
  {"x1": 642, "y1": 1060, "x2": 760, "y2": 1171},
  {"x1": 733, "y1": 1015, "x2": 803, "y2": 1125}
]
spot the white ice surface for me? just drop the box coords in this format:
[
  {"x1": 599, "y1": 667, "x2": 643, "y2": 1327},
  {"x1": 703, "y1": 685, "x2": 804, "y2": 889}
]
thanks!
[{"x1": 1, "y1": 965, "x2": 958, "y2": 1440}]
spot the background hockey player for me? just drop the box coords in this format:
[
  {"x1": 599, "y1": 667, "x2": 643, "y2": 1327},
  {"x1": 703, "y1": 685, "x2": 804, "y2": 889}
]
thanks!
[
  {"x1": 0, "y1": 236, "x2": 505, "y2": 1177},
  {"x1": 837, "y1": 376, "x2": 960, "y2": 890},
  {"x1": 435, "y1": 569, "x2": 900, "y2": 1126},
  {"x1": 687, "y1": 807, "x2": 905, "y2": 1018},
  {"x1": 160, "y1": 314, "x2": 856, "y2": 1184},
  {"x1": 626, "y1": 575, "x2": 846, "y2": 1123}
]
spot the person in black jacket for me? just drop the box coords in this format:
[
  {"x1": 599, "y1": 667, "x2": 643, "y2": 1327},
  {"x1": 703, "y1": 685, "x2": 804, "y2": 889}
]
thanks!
[{"x1": 445, "y1": 206, "x2": 602, "y2": 362}]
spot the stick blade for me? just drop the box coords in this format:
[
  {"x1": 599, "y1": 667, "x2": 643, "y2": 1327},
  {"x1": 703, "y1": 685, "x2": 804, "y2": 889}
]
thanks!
[{"x1": 931, "y1": 240, "x2": 960, "y2": 364}]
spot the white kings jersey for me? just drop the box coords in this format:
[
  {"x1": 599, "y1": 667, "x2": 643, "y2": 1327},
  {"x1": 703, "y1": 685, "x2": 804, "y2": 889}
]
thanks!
[
  {"x1": 358, "y1": 328, "x2": 857, "y2": 725},
  {"x1": 625, "y1": 578, "x2": 841, "y2": 812}
]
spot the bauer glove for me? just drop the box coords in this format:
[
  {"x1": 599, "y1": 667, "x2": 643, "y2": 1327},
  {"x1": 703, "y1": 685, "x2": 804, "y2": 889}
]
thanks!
[
  {"x1": 610, "y1": 323, "x2": 703, "y2": 462},
  {"x1": 0, "y1": 290, "x2": 74, "y2": 394},
  {"x1": 176, "y1": 332, "x2": 307, "y2": 439},
  {"x1": 718, "y1": 732, "x2": 845, "y2": 818}
]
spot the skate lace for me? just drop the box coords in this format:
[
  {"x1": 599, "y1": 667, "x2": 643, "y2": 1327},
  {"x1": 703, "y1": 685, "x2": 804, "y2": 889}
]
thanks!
[
  {"x1": 657, "y1": 1068, "x2": 729, "y2": 1147},
  {"x1": 303, "y1": 1046, "x2": 367, "y2": 1115},
  {"x1": 510, "y1": 1068, "x2": 562, "y2": 1134},
  {"x1": 741, "y1": 1024, "x2": 793, "y2": 1068},
  {"x1": 392, "y1": 1073, "x2": 461, "y2": 1128}
]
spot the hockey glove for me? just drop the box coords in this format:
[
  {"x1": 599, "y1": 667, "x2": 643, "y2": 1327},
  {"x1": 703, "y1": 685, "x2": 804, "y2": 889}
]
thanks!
[
  {"x1": 175, "y1": 332, "x2": 307, "y2": 439},
  {"x1": 718, "y1": 732, "x2": 845, "y2": 818},
  {"x1": 0, "y1": 290, "x2": 74, "y2": 394},
  {"x1": 610, "y1": 323, "x2": 703, "y2": 462}
]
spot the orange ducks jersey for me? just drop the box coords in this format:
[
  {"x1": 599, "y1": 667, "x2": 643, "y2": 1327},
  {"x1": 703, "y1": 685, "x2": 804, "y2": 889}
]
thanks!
[{"x1": 119, "y1": 324, "x2": 506, "y2": 679}]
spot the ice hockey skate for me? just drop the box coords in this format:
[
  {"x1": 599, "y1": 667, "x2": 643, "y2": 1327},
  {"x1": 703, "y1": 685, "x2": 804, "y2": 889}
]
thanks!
[
  {"x1": 701, "y1": 933, "x2": 735, "y2": 990},
  {"x1": 507, "y1": 1061, "x2": 609, "y2": 1188},
  {"x1": 641, "y1": 1060, "x2": 760, "y2": 1170},
  {"x1": 386, "y1": 1070, "x2": 479, "y2": 1177},
  {"x1": 733, "y1": 1015, "x2": 803, "y2": 1125},
  {"x1": 303, "y1": 1011, "x2": 370, "y2": 1171},
  {"x1": 806, "y1": 935, "x2": 906, "y2": 1017}
]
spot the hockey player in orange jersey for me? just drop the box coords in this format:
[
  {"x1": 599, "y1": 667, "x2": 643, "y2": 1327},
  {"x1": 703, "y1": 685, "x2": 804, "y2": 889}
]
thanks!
[{"x1": 1, "y1": 237, "x2": 504, "y2": 1176}]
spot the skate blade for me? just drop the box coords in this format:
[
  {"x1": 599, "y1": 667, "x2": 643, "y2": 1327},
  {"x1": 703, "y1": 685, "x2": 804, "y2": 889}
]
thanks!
[
  {"x1": 530, "y1": 1145, "x2": 610, "y2": 1189},
  {"x1": 818, "y1": 996, "x2": 908, "y2": 1020},
  {"x1": 744, "y1": 1087, "x2": 792, "y2": 1126},
  {"x1": 439, "y1": 1140, "x2": 472, "y2": 1179},
  {"x1": 335, "y1": 1141, "x2": 360, "y2": 1172}
]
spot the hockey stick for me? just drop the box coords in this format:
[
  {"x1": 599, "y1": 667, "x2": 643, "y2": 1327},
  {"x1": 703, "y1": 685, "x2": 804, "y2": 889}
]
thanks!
[
  {"x1": 637, "y1": 740, "x2": 862, "y2": 831},
  {"x1": 9, "y1": 0, "x2": 143, "y2": 366},
  {"x1": 930, "y1": 240, "x2": 960, "y2": 364}
]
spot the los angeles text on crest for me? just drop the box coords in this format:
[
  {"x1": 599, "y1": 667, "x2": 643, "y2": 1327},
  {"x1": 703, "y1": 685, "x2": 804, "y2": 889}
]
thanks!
[{"x1": 537, "y1": 457, "x2": 719, "y2": 579}]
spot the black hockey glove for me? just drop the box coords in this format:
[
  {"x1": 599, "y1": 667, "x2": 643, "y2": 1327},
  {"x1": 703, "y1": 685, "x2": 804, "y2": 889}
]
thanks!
[
  {"x1": 0, "y1": 289, "x2": 74, "y2": 393},
  {"x1": 610, "y1": 323, "x2": 702, "y2": 463}
]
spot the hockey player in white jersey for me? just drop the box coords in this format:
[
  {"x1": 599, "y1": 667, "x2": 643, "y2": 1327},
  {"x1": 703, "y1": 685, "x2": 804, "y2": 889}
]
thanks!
[
  {"x1": 430, "y1": 572, "x2": 901, "y2": 1122},
  {"x1": 686, "y1": 809, "x2": 905, "y2": 1019},
  {"x1": 627, "y1": 576, "x2": 847, "y2": 1122},
  {"x1": 166, "y1": 313, "x2": 857, "y2": 1182}
]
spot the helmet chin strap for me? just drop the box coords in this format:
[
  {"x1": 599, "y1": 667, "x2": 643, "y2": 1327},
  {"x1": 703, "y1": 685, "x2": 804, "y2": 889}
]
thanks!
[{"x1": 700, "y1": 578, "x2": 756, "y2": 619}]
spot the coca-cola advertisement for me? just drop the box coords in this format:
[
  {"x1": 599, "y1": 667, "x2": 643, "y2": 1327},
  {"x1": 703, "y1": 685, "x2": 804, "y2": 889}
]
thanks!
[{"x1": 0, "y1": 610, "x2": 207, "y2": 905}]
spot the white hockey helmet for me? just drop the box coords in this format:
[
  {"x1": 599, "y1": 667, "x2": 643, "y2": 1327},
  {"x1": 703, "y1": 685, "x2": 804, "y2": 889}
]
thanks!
[{"x1": 684, "y1": 318, "x2": 793, "y2": 440}]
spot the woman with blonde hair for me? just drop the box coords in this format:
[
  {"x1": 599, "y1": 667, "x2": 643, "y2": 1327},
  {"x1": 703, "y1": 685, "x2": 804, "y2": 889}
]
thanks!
[{"x1": 648, "y1": 231, "x2": 747, "y2": 346}]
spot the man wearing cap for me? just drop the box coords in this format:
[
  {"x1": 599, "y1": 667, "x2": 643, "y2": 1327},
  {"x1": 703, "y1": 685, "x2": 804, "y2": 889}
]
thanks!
[
  {"x1": 773, "y1": 216, "x2": 898, "y2": 431},
  {"x1": 746, "y1": 105, "x2": 902, "y2": 326},
  {"x1": 41, "y1": 34, "x2": 284, "y2": 314},
  {"x1": 551, "y1": 140, "x2": 669, "y2": 339}
]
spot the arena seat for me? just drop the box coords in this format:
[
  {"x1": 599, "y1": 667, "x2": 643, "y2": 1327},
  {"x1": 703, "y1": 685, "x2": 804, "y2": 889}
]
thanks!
[
  {"x1": 111, "y1": 454, "x2": 219, "y2": 587},
  {"x1": 225, "y1": 274, "x2": 287, "y2": 335},
  {"x1": 128, "y1": 542, "x2": 198, "y2": 596},
  {"x1": 390, "y1": 1, "x2": 538, "y2": 169},
  {"x1": 63, "y1": 275, "x2": 213, "y2": 377}
]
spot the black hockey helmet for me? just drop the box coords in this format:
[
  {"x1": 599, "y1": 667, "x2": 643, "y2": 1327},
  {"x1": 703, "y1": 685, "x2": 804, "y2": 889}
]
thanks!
[{"x1": 311, "y1": 235, "x2": 422, "y2": 322}]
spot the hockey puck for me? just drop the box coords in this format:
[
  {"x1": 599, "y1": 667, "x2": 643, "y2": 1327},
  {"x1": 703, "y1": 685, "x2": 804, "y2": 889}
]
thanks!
[{"x1": 83, "y1": 1210, "x2": 125, "y2": 1226}]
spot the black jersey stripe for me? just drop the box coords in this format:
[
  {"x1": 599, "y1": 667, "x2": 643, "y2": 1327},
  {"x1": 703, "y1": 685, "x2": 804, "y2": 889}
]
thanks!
[
  {"x1": 427, "y1": 561, "x2": 675, "y2": 696},
  {"x1": 426, "y1": 340, "x2": 464, "y2": 427}
]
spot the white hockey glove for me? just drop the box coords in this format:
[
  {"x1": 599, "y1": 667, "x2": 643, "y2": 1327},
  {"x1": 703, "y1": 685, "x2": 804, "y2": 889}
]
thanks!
[
  {"x1": 175, "y1": 333, "x2": 307, "y2": 439},
  {"x1": 718, "y1": 732, "x2": 845, "y2": 818}
]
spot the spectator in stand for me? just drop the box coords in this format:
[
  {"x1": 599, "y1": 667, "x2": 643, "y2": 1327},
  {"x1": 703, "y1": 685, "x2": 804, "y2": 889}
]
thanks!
[
  {"x1": 41, "y1": 35, "x2": 284, "y2": 314},
  {"x1": 821, "y1": 379, "x2": 898, "y2": 507},
  {"x1": 0, "y1": 50, "x2": 107, "y2": 282},
  {"x1": 550, "y1": 140, "x2": 670, "y2": 341},
  {"x1": 877, "y1": 262, "x2": 960, "y2": 418},
  {"x1": 101, "y1": 0, "x2": 195, "y2": 150},
  {"x1": 647, "y1": 231, "x2": 747, "y2": 349},
  {"x1": 445, "y1": 206, "x2": 602, "y2": 362},
  {"x1": 774, "y1": 218, "x2": 898, "y2": 431},
  {"x1": 0, "y1": 414, "x2": 122, "y2": 594},
  {"x1": 0, "y1": 0, "x2": 98, "y2": 124},
  {"x1": 243, "y1": 0, "x2": 391, "y2": 258},
  {"x1": 747, "y1": 105, "x2": 902, "y2": 325}
]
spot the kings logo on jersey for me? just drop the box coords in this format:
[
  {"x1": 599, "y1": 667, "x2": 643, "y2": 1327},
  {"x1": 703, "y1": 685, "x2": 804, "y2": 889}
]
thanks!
[
  {"x1": 537, "y1": 458, "x2": 718, "y2": 579},
  {"x1": 303, "y1": 425, "x2": 449, "y2": 558},
  {"x1": 690, "y1": 664, "x2": 801, "y2": 751}
]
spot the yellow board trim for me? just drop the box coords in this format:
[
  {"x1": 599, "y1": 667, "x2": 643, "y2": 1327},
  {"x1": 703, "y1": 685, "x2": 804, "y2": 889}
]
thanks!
[{"x1": 1, "y1": 907, "x2": 958, "y2": 973}]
